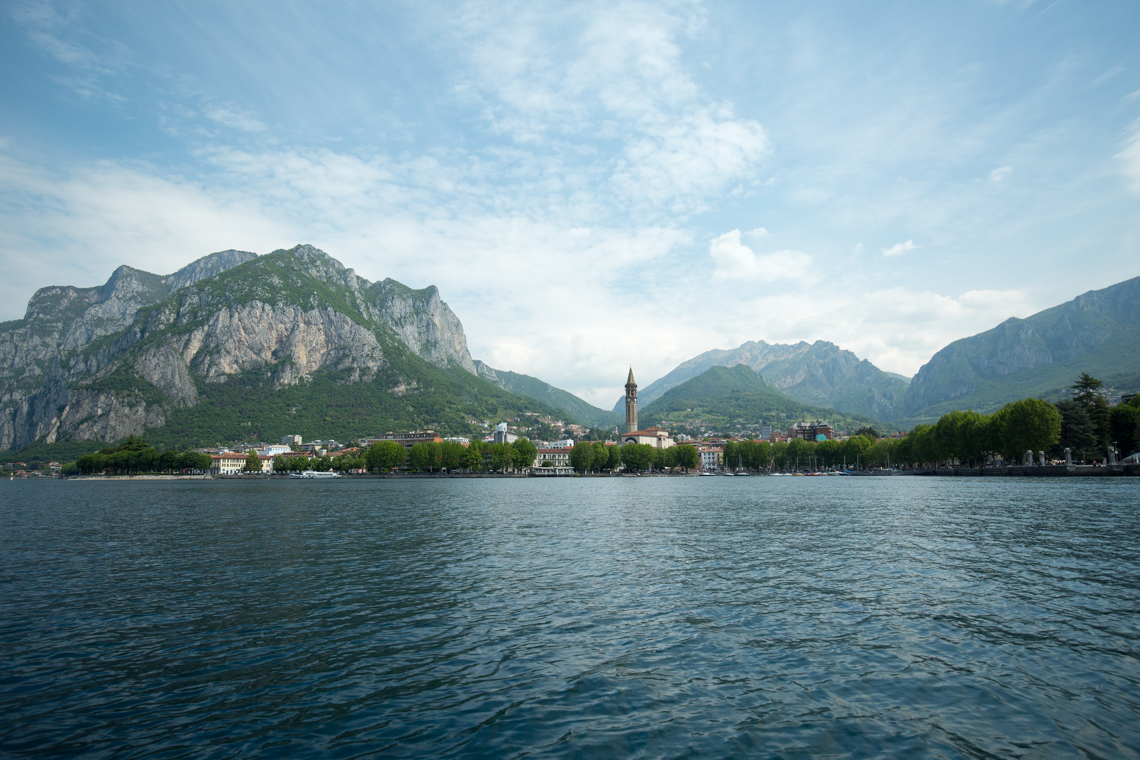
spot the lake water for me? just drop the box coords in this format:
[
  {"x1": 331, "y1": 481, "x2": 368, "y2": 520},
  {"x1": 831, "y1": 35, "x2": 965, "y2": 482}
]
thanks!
[{"x1": 1, "y1": 477, "x2": 1138, "y2": 758}]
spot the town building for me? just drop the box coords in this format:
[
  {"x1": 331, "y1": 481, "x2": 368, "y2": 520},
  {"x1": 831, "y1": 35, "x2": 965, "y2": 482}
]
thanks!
[
  {"x1": 361, "y1": 431, "x2": 444, "y2": 451},
  {"x1": 790, "y1": 421, "x2": 834, "y2": 441},
  {"x1": 210, "y1": 452, "x2": 271, "y2": 475},
  {"x1": 281, "y1": 434, "x2": 302, "y2": 447},
  {"x1": 696, "y1": 444, "x2": 723, "y2": 471},
  {"x1": 258, "y1": 444, "x2": 291, "y2": 457},
  {"x1": 621, "y1": 427, "x2": 675, "y2": 449},
  {"x1": 535, "y1": 447, "x2": 573, "y2": 468},
  {"x1": 492, "y1": 422, "x2": 518, "y2": 444}
]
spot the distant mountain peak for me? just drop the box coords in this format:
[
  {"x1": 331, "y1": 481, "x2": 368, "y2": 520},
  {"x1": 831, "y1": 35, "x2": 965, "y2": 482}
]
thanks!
[{"x1": 618, "y1": 339, "x2": 907, "y2": 421}]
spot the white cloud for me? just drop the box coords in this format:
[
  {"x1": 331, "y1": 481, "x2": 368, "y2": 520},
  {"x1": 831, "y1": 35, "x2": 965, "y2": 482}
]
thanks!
[
  {"x1": 449, "y1": 1, "x2": 767, "y2": 213},
  {"x1": 612, "y1": 108, "x2": 769, "y2": 209},
  {"x1": 1117, "y1": 120, "x2": 1140, "y2": 194},
  {"x1": 708, "y1": 229, "x2": 813, "y2": 283},
  {"x1": 989, "y1": 166, "x2": 1012, "y2": 182},
  {"x1": 881, "y1": 239, "x2": 917, "y2": 257}
]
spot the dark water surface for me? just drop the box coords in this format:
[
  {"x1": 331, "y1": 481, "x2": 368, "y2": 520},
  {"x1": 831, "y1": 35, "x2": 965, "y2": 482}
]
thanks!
[{"x1": 2, "y1": 477, "x2": 1139, "y2": 758}]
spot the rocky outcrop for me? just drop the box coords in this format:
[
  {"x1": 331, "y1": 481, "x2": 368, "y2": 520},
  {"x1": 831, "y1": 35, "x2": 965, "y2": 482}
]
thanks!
[
  {"x1": 0, "y1": 244, "x2": 483, "y2": 450},
  {"x1": 49, "y1": 389, "x2": 166, "y2": 444},
  {"x1": 162, "y1": 250, "x2": 258, "y2": 292},
  {"x1": 372, "y1": 281, "x2": 477, "y2": 373}
]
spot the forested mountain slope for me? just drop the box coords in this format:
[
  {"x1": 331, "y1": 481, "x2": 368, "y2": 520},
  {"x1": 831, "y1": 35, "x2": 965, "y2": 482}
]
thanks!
[
  {"x1": 475, "y1": 362, "x2": 621, "y2": 429},
  {"x1": 638, "y1": 364, "x2": 887, "y2": 436},
  {"x1": 902, "y1": 276, "x2": 1140, "y2": 422}
]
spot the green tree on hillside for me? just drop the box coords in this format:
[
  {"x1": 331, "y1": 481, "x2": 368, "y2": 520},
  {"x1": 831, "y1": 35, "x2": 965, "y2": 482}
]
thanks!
[
  {"x1": 620, "y1": 443, "x2": 654, "y2": 472},
  {"x1": 462, "y1": 440, "x2": 484, "y2": 471},
  {"x1": 570, "y1": 443, "x2": 594, "y2": 473},
  {"x1": 1109, "y1": 403, "x2": 1140, "y2": 456},
  {"x1": 1055, "y1": 400, "x2": 1097, "y2": 462},
  {"x1": 607, "y1": 444, "x2": 622, "y2": 471},
  {"x1": 997, "y1": 398, "x2": 1062, "y2": 460},
  {"x1": 488, "y1": 442, "x2": 511, "y2": 472},
  {"x1": 1070, "y1": 373, "x2": 1109, "y2": 452},
  {"x1": 674, "y1": 444, "x2": 699, "y2": 470},
  {"x1": 366, "y1": 441, "x2": 406, "y2": 472},
  {"x1": 511, "y1": 438, "x2": 538, "y2": 470}
]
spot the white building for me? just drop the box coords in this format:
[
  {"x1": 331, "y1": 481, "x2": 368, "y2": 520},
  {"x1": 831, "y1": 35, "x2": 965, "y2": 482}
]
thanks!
[
  {"x1": 621, "y1": 427, "x2": 675, "y2": 449},
  {"x1": 698, "y1": 447, "x2": 723, "y2": 471},
  {"x1": 546, "y1": 438, "x2": 575, "y2": 449},
  {"x1": 258, "y1": 445, "x2": 291, "y2": 457},
  {"x1": 281, "y1": 434, "x2": 302, "y2": 446},
  {"x1": 535, "y1": 447, "x2": 573, "y2": 468},
  {"x1": 493, "y1": 422, "x2": 519, "y2": 444}
]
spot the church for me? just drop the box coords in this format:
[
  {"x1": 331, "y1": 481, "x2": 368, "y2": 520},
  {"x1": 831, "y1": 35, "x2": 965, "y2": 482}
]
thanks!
[{"x1": 620, "y1": 368, "x2": 675, "y2": 448}]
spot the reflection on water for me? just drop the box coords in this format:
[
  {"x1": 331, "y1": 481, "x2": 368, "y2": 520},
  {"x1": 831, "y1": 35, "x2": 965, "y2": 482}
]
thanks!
[{"x1": 1, "y1": 477, "x2": 1138, "y2": 758}]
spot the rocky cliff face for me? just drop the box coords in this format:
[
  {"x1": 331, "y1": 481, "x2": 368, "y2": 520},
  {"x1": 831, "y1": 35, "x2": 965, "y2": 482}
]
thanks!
[
  {"x1": 0, "y1": 245, "x2": 480, "y2": 450},
  {"x1": 904, "y1": 276, "x2": 1140, "y2": 414},
  {"x1": 621, "y1": 340, "x2": 909, "y2": 421}
]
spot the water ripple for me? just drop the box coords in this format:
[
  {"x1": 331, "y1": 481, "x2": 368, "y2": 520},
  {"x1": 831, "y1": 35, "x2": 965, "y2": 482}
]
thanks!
[{"x1": 1, "y1": 477, "x2": 1138, "y2": 758}]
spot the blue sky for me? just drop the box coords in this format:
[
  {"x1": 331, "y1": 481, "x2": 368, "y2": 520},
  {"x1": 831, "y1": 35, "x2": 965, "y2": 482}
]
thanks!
[{"x1": 2, "y1": 0, "x2": 1138, "y2": 406}]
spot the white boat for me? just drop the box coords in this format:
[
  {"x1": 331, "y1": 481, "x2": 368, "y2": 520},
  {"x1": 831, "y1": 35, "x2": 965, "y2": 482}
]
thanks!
[{"x1": 289, "y1": 471, "x2": 342, "y2": 479}]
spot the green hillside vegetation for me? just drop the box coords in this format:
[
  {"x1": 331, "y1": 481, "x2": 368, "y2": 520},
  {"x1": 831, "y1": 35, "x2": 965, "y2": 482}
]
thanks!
[
  {"x1": 143, "y1": 347, "x2": 569, "y2": 449},
  {"x1": 488, "y1": 369, "x2": 621, "y2": 429},
  {"x1": 639, "y1": 364, "x2": 889, "y2": 435}
]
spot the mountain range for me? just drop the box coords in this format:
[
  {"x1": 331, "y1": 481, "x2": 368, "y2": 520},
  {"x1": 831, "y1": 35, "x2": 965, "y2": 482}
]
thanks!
[
  {"x1": 614, "y1": 340, "x2": 909, "y2": 421},
  {"x1": 0, "y1": 245, "x2": 581, "y2": 453},
  {"x1": 2, "y1": 245, "x2": 1136, "y2": 456}
]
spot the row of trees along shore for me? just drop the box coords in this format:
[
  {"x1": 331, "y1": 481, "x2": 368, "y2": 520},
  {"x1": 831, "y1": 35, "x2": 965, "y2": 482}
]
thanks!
[
  {"x1": 272, "y1": 438, "x2": 544, "y2": 474},
  {"x1": 71, "y1": 437, "x2": 212, "y2": 475},
  {"x1": 716, "y1": 374, "x2": 1139, "y2": 471},
  {"x1": 569, "y1": 441, "x2": 700, "y2": 472}
]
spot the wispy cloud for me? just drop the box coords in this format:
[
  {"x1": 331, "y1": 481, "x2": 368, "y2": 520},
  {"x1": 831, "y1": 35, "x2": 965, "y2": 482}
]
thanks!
[
  {"x1": 989, "y1": 166, "x2": 1012, "y2": 182},
  {"x1": 1091, "y1": 65, "x2": 1123, "y2": 86},
  {"x1": 11, "y1": 0, "x2": 129, "y2": 100},
  {"x1": 203, "y1": 105, "x2": 266, "y2": 133},
  {"x1": 1117, "y1": 120, "x2": 1140, "y2": 194},
  {"x1": 881, "y1": 239, "x2": 917, "y2": 257}
]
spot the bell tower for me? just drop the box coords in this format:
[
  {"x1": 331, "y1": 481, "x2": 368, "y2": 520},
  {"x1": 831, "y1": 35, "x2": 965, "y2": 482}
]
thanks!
[{"x1": 625, "y1": 367, "x2": 638, "y2": 434}]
